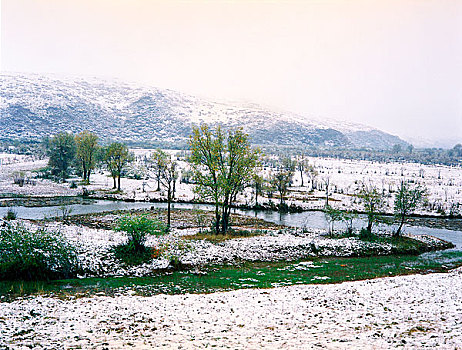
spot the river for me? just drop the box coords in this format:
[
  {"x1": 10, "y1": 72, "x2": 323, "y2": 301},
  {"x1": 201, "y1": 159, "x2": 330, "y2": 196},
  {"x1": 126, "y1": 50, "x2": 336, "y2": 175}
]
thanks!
[
  {"x1": 1, "y1": 199, "x2": 460, "y2": 248},
  {"x1": 1, "y1": 199, "x2": 461, "y2": 297}
]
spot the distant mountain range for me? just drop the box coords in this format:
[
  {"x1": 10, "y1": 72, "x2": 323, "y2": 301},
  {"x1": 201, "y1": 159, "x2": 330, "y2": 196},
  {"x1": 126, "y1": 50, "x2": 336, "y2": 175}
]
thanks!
[{"x1": 0, "y1": 73, "x2": 409, "y2": 149}]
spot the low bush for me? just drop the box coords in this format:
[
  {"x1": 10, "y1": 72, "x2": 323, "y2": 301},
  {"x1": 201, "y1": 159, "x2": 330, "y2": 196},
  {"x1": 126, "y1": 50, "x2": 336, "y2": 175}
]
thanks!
[
  {"x1": 3, "y1": 208, "x2": 17, "y2": 220},
  {"x1": 113, "y1": 245, "x2": 162, "y2": 266},
  {"x1": 113, "y1": 215, "x2": 166, "y2": 265},
  {"x1": 358, "y1": 228, "x2": 376, "y2": 241},
  {"x1": 0, "y1": 223, "x2": 78, "y2": 280}
]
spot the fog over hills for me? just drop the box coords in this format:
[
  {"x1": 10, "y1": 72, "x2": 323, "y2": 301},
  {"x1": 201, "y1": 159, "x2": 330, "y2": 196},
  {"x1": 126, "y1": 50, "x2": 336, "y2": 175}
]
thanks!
[{"x1": 0, "y1": 73, "x2": 408, "y2": 149}]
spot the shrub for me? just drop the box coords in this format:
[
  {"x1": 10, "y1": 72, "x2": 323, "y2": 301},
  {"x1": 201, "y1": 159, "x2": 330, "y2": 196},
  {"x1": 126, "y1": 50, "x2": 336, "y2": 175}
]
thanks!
[
  {"x1": 358, "y1": 228, "x2": 375, "y2": 241},
  {"x1": 113, "y1": 245, "x2": 162, "y2": 266},
  {"x1": 113, "y1": 215, "x2": 166, "y2": 264},
  {"x1": 4, "y1": 208, "x2": 17, "y2": 220},
  {"x1": 0, "y1": 223, "x2": 77, "y2": 280},
  {"x1": 12, "y1": 171, "x2": 26, "y2": 187},
  {"x1": 69, "y1": 181, "x2": 78, "y2": 189}
]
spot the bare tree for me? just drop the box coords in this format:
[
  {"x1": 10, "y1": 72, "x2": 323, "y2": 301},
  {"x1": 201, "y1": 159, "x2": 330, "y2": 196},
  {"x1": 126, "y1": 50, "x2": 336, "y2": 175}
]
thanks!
[
  {"x1": 159, "y1": 157, "x2": 178, "y2": 229},
  {"x1": 322, "y1": 176, "x2": 330, "y2": 207},
  {"x1": 306, "y1": 165, "x2": 318, "y2": 191}
]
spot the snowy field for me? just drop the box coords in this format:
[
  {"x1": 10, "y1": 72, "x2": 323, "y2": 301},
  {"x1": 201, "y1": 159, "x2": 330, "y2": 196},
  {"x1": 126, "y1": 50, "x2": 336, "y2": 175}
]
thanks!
[
  {"x1": 1, "y1": 151, "x2": 461, "y2": 217},
  {"x1": 1, "y1": 267, "x2": 461, "y2": 349},
  {"x1": 11, "y1": 219, "x2": 447, "y2": 278},
  {"x1": 1, "y1": 152, "x2": 461, "y2": 349}
]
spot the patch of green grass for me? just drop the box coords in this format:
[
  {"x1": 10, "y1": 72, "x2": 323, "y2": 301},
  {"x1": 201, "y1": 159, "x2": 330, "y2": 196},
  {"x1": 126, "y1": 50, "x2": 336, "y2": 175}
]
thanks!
[{"x1": 2, "y1": 251, "x2": 461, "y2": 300}]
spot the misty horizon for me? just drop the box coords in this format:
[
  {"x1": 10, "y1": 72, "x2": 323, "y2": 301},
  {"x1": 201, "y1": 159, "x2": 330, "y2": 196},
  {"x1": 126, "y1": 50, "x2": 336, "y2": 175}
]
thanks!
[{"x1": 1, "y1": 0, "x2": 461, "y2": 146}]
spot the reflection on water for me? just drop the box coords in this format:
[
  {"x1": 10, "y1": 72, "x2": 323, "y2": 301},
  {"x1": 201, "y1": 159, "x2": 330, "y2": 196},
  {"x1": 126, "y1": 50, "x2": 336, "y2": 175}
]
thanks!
[{"x1": 1, "y1": 199, "x2": 461, "y2": 248}]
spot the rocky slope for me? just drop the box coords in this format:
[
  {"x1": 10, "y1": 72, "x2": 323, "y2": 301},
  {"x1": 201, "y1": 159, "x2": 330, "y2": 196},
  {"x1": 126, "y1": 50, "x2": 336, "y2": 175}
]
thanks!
[{"x1": 0, "y1": 73, "x2": 408, "y2": 149}]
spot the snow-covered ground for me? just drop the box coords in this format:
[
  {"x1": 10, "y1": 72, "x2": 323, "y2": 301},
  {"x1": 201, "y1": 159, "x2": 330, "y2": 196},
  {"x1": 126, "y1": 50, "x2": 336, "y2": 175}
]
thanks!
[
  {"x1": 292, "y1": 157, "x2": 462, "y2": 215},
  {"x1": 1, "y1": 267, "x2": 461, "y2": 349},
  {"x1": 17, "y1": 220, "x2": 448, "y2": 278},
  {"x1": 1, "y1": 152, "x2": 461, "y2": 217},
  {"x1": 1, "y1": 153, "x2": 461, "y2": 349},
  {"x1": 0, "y1": 158, "x2": 80, "y2": 197}
]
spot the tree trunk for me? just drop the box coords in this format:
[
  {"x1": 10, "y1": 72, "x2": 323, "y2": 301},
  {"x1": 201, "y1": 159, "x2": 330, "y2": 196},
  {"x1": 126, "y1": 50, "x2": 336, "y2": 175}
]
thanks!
[
  {"x1": 87, "y1": 169, "x2": 91, "y2": 183},
  {"x1": 167, "y1": 188, "x2": 171, "y2": 230},
  {"x1": 215, "y1": 204, "x2": 220, "y2": 234},
  {"x1": 394, "y1": 216, "x2": 405, "y2": 237},
  {"x1": 82, "y1": 163, "x2": 87, "y2": 181},
  {"x1": 367, "y1": 218, "x2": 373, "y2": 233},
  {"x1": 300, "y1": 170, "x2": 304, "y2": 187},
  {"x1": 112, "y1": 176, "x2": 117, "y2": 189},
  {"x1": 221, "y1": 206, "x2": 229, "y2": 233},
  {"x1": 117, "y1": 175, "x2": 121, "y2": 191}
]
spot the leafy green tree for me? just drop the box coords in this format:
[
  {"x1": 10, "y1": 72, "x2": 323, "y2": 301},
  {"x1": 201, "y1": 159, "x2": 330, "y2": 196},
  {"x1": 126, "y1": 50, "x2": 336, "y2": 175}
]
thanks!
[
  {"x1": 394, "y1": 180, "x2": 427, "y2": 237},
  {"x1": 252, "y1": 173, "x2": 264, "y2": 206},
  {"x1": 270, "y1": 169, "x2": 293, "y2": 209},
  {"x1": 357, "y1": 183, "x2": 386, "y2": 233},
  {"x1": 75, "y1": 131, "x2": 99, "y2": 183},
  {"x1": 188, "y1": 124, "x2": 260, "y2": 233},
  {"x1": 103, "y1": 142, "x2": 134, "y2": 191},
  {"x1": 324, "y1": 205, "x2": 343, "y2": 236},
  {"x1": 115, "y1": 215, "x2": 166, "y2": 253},
  {"x1": 47, "y1": 132, "x2": 76, "y2": 182},
  {"x1": 281, "y1": 156, "x2": 296, "y2": 172}
]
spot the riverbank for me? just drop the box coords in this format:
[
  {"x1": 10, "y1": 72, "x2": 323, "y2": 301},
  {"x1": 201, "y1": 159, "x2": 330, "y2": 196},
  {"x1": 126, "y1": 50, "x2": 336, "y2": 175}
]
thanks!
[
  {"x1": 2, "y1": 193, "x2": 461, "y2": 231},
  {"x1": 2, "y1": 266, "x2": 461, "y2": 349},
  {"x1": 14, "y1": 212, "x2": 453, "y2": 279}
]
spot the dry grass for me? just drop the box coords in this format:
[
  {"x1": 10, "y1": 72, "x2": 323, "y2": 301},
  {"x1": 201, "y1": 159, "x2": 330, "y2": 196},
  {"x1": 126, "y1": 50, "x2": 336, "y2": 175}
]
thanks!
[
  {"x1": 182, "y1": 228, "x2": 268, "y2": 243},
  {"x1": 58, "y1": 208, "x2": 282, "y2": 231}
]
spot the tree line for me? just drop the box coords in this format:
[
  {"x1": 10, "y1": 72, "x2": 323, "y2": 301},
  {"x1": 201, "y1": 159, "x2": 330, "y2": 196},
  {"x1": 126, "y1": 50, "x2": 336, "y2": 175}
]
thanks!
[
  {"x1": 46, "y1": 131, "x2": 134, "y2": 191},
  {"x1": 45, "y1": 126, "x2": 433, "y2": 237},
  {"x1": 324, "y1": 180, "x2": 427, "y2": 238}
]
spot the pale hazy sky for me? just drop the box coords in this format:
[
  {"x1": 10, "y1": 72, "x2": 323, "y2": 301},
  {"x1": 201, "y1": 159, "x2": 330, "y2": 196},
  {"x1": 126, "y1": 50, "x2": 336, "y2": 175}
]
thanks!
[{"x1": 1, "y1": 0, "x2": 461, "y2": 145}]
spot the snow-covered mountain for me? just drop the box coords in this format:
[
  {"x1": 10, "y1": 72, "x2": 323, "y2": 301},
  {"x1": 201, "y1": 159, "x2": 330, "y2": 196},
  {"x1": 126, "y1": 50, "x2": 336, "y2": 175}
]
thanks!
[{"x1": 0, "y1": 73, "x2": 408, "y2": 149}]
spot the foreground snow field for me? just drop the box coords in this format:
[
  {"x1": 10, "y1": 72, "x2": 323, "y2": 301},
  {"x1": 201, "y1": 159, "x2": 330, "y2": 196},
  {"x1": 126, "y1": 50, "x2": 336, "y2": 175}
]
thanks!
[{"x1": 1, "y1": 267, "x2": 461, "y2": 349}]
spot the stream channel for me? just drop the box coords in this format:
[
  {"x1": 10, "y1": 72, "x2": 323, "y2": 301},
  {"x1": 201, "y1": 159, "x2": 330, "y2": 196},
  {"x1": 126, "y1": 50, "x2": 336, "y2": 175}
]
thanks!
[{"x1": 1, "y1": 199, "x2": 461, "y2": 297}]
